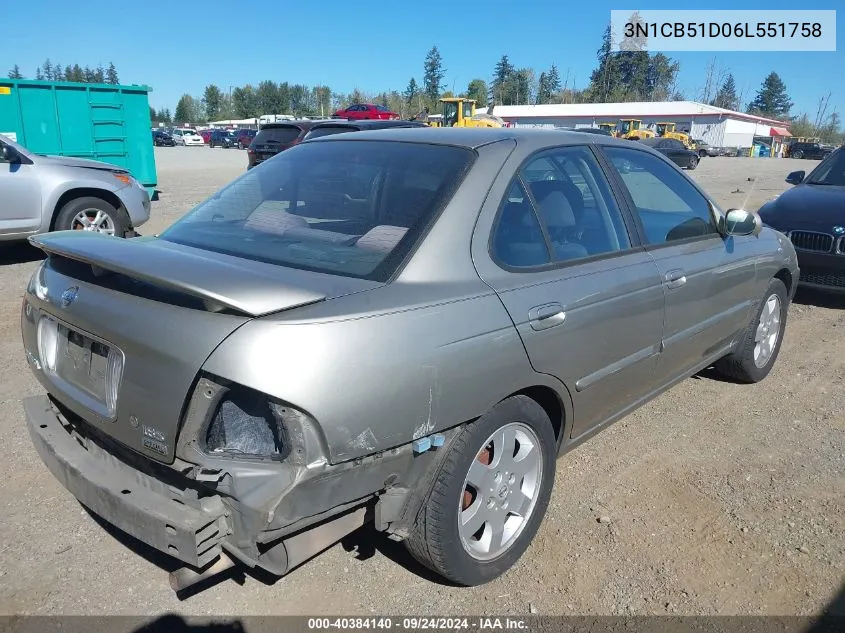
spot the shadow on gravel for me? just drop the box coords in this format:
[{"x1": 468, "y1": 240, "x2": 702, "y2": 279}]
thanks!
[
  {"x1": 0, "y1": 241, "x2": 43, "y2": 266},
  {"x1": 806, "y1": 581, "x2": 845, "y2": 632},
  {"x1": 134, "y1": 615, "x2": 245, "y2": 633},
  {"x1": 83, "y1": 506, "x2": 247, "y2": 599},
  {"x1": 793, "y1": 288, "x2": 845, "y2": 310},
  {"x1": 339, "y1": 522, "x2": 458, "y2": 587}
]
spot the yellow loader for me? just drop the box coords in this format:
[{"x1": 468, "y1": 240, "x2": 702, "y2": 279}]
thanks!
[
  {"x1": 598, "y1": 122, "x2": 619, "y2": 137},
  {"x1": 424, "y1": 98, "x2": 505, "y2": 128},
  {"x1": 618, "y1": 119, "x2": 656, "y2": 140},
  {"x1": 655, "y1": 122, "x2": 696, "y2": 149}
]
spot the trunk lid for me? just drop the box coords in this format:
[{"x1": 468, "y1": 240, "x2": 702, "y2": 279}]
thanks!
[{"x1": 26, "y1": 232, "x2": 381, "y2": 463}]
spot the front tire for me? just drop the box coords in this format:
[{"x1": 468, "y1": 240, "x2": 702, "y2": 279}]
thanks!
[
  {"x1": 54, "y1": 196, "x2": 130, "y2": 237},
  {"x1": 404, "y1": 395, "x2": 556, "y2": 586},
  {"x1": 687, "y1": 156, "x2": 699, "y2": 170},
  {"x1": 714, "y1": 278, "x2": 788, "y2": 383},
  {"x1": 792, "y1": 150, "x2": 804, "y2": 159}
]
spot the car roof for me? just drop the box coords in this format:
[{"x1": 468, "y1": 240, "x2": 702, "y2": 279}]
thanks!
[
  {"x1": 309, "y1": 126, "x2": 640, "y2": 151},
  {"x1": 260, "y1": 119, "x2": 336, "y2": 131}
]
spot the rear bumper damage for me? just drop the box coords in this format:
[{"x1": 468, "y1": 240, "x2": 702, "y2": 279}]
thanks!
[{"x1": 23, "y1": 392, "x2": 449, "y2": 591}]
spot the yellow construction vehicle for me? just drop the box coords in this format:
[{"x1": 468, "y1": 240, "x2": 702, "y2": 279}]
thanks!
[
  {"x1": 655, "y1": 122, "x2": 696, "y2": 149},
  {"x1": 598, "y1": 122, "x2": 618, "y2": 137},
  {"x1": 618, "y1": 119, "x2": 656, "y2": 140},
  {"x1": 426, "y1": 97, "x2": 504, "y2": 128}
]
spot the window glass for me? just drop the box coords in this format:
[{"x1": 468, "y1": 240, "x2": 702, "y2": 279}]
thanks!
[
  {"x1": 519, "y1": 146, "x2": 631, "y2": 261},
  {"x1": 491, "y1": 181, "x2": 551, "y2": 268},
  {"x1": 160, "y1": 141, "x2": 474, "y2": 282},
  {"x1": 604, "y1": 146, "x2": 719, "y2": 244}
]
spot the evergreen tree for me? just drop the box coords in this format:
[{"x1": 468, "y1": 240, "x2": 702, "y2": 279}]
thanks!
[
  {"x1": 713, "y1": 74, "x2": 739, "y2": 110},
  {"x1": 174, "y1": 94, "x2": 195, "y2": 125},
  {"x1": 8, "y1": 65, "x2": 23, "y2": 79},
  {"x1": 423, "y1": 46, "x2": 445, "y2": 102},
  {"x1": 747, "y1": 72, "x2": 793, "y2": 118},
  {"x1": 106, "y1": 62, "x2": 119, "y2": 84},
  {"x1": 203, "y1": 84, "x2": 223, "y2": 121},
  {"x1": 403, "y1": 78, "x2": 419, "y2": 105},
  {"x1": 41, "y1": 59, "x2": 53, "y2": 81},
  {"x1": 35, "y1": 68, "x2": 44, "y2": 80},
  {"x1": 94, "y1": 65, "x2": 105, "y2": 83},
  {"x1": 490, "y1": 54, "x2": 515, "y2": 104},
  {"x1": 466, "y1": 79, "x2": 487, "y2": 107}
]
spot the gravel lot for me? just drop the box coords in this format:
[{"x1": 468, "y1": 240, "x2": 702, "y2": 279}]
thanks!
[{"x1": 0, "y1": 146, "x2": 842, "y2": 617}]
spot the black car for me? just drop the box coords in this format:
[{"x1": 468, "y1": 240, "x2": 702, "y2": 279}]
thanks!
[
  {"x1": 246, "y1": 120, "x2": 332, "y2": 169},
  {"x1": 787, "y1": 141, "x2": 833, "y2": 160},
  {"x1": 758, "y1": 147, "x2": 845, "y2": 293},
  {"x1": 301, "y1": 118, "x2": 429, "y2": 141},
  {"x1": 152, "y1": 130, "x2": 175, "y2": 147},
  {"x1": 208, "y1": 129, "x2": 240, "y2": 149},
  {"x1": 637, "y1": 137, "x2": 700, "y2": 170}
]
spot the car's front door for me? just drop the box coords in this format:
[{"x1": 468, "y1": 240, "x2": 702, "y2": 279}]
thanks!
[
  {"x1": 600, "y1": 145, "x2": 759, "y2": 387},
  {"x1": 0, "y1": 141, "x2": 42, "y2": 236},
  {"x1": 473, "y1": 144, "x2": 666, "y2": 440}
]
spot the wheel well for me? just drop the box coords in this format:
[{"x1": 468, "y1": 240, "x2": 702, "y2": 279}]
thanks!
[
  {"x1": 50, "y1": 188, "x2": 123, "y2": 230},
  {"x1": 774, "y1": 267, "x2": 793, "y2": 296},
  {"x1": 511, "y1": 386, "x2": 564, "y2": 444}
]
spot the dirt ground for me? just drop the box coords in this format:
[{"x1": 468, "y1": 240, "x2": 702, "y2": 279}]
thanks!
[{"x1": 0, "y1": 147, "x2": 842, "y2": 617}]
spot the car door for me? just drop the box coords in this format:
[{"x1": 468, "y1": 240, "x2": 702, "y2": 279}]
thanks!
[
  {"x1": 600, "y1": 145, "x2": 759, "y2": 387},
  {"x1": 0, "y1": 141, "x2": 42, "y2": 235},
  {"x1": 473, "y1": 144, "x2": 666, "y2": 440}
]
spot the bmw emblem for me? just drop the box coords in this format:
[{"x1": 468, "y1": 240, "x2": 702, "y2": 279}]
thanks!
[
  {"x1": 60, "y1": 286, "x2": 79, "y2": 308},
  {"x1": 833, "y1": 226, "x2": 845, "y2": 235}
]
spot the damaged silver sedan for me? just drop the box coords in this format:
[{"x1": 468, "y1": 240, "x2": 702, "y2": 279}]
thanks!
[{"x1": 21, "y1": 127, "x2": 798, "y2": 592}]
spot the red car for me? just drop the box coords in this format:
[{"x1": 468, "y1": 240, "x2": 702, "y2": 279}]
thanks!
[
  {"x1": 199, "y1": 129, "x2": 214, "y2": 144},
  {"x1": 332, "y1": 103, "x2": 400, "y2": 120}
]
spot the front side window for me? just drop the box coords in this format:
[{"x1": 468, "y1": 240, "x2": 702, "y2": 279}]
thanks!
[
  {"x1": 159, "y1": 141, "x2": 475, "y2": 282},
  {"x1": 604, "y1": 146, "x2": 719, "y2": 245},
  {"x1": 491, "y1": 146, "x2": 632, "y2": 268}
]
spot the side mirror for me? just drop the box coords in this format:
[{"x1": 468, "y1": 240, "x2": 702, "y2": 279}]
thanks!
[
  {"x1": 785, "y1": 170, "x2": 805, "y2": 185},
  {"x1": 723, "y1": 208, "x2": 762, "y2": 237},
  {"x1": 0, "y1": 144, "x2": 19, "y2": 163}
]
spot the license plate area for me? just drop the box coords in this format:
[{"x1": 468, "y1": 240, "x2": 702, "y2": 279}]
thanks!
[{"x1": 56, "y1": 324, "x2": 111, "y2": 404}]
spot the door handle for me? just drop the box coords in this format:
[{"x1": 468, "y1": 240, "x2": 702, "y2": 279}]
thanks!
[
  {"x1": 663, "y1": 269, "x2": 687, "y2": 289},
  {"x1": 528, "y1": 303, "x2": 566, "y2": 331}
]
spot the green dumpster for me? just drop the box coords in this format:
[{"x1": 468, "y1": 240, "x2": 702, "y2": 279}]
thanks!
[{"x1": 0, "y1": 78, "x2": 157, "y2": 198}]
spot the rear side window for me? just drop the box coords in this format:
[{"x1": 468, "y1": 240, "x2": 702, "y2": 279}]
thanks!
[
  {"x1": 253, "y1": 126, "x2": 302, "y2": 144},
  {"x1": 160, "y1": 140, "x2": 475, "y2": 282},
  {"x1": 305, "y1": 126, "x2": 358, "y2": 140}
]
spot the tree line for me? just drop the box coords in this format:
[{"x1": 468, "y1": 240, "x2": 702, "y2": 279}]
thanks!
[{"x1": 8, "y1": 60, "x2": 120, "y2": 84}]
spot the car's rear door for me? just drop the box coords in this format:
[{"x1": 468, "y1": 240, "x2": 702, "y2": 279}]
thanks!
[
  {"x1": 472, "y1": 144, "x2": 666, "y2": 440},
  {"x1": 599, "y1": 144, "x2": 759, "y2": 387}
]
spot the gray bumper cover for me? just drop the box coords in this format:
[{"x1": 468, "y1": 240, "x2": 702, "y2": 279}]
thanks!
[{"x1": 23, "y1": 395, "x2": 230, "y2": 569}]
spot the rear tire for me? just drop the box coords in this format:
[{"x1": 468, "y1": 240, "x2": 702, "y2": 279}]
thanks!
[
  {"x1": 54, "y1": 196, "x2": 131, "y2": 237},
  {"x1": 714, "y1": 278, "x2": 788, "y2": 383},
  {"x1": 404, "y1": 395, "x2": 556, "y2": 586},
  {"x1": 792, "y1": 150, "x2": 804, "y2": 159},
  {"x1": 687, "y1": 157, "x2": 699, "y2": 170}
]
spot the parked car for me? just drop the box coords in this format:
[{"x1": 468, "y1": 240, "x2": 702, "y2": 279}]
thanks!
[
  {"x1": 246, "y1": 120, "x2": 331, "y2": 169},
  {"x1": 152, "y1": 130, "x2": 176, "y2": 147},
  {"x1": 692, "y1": 139, "x2": 717, "y2": 158},
  {"x1": 172, "y1": 128, "x2": 204, "y2": 146},
  {"x1": 332, "y1": 103, "x2": 400, "y2": 120},
  {"x1": 0, "y1": 135, "x2": 150, "y2": 241},
  {"x1": 301, "y1": 119, "x2": 429, "y2": 140},
  {"x1": 757, "y1": 146, "x2": 845, "y2": 293},
  {"x1": 199, "y1": 129, "x2": 214, "y2": 144},
  {"x1": 786, "y1": 141, "x2": 833, "y2": 160},
  {"x1": 20, "y1": 128, "x2": 798, "y2": 593},
  {"x1": 638, "y1": 137, "x2": 700, "y2": 169},
  {"x1": 208, "y1": 129, "x2": 240, "y2": 149},
  {"x1": 237, "y1": 129, "x2": 257, "y2": 149}
]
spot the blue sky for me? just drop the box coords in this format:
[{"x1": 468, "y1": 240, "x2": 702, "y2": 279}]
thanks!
[{"x1": 2, "y1": 0, "x2": 842, "y2": 121}]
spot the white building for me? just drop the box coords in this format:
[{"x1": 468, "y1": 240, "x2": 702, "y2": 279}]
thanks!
[{"x1": 480, "y1": 101, "x2": 791, "y2": 150}]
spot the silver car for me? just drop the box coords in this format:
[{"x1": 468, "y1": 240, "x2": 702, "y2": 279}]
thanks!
[
  {"x1": 20, "y1": 128, "x2": 799, "y2": 592},
  {"x1": 1, "y1": 135, "x2": 150, "y2": 241}
]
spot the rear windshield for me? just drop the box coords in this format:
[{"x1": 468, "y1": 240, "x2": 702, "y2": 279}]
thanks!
[
  {"x1": 304, "y1": 125, "x2": 358, "y2": 139},
  {"x1": 253, "y1": 126, "x2": 302, "y2": 145},
  {"x1": 159, "y1": 140, "x2": 475, "y2": 282}
]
